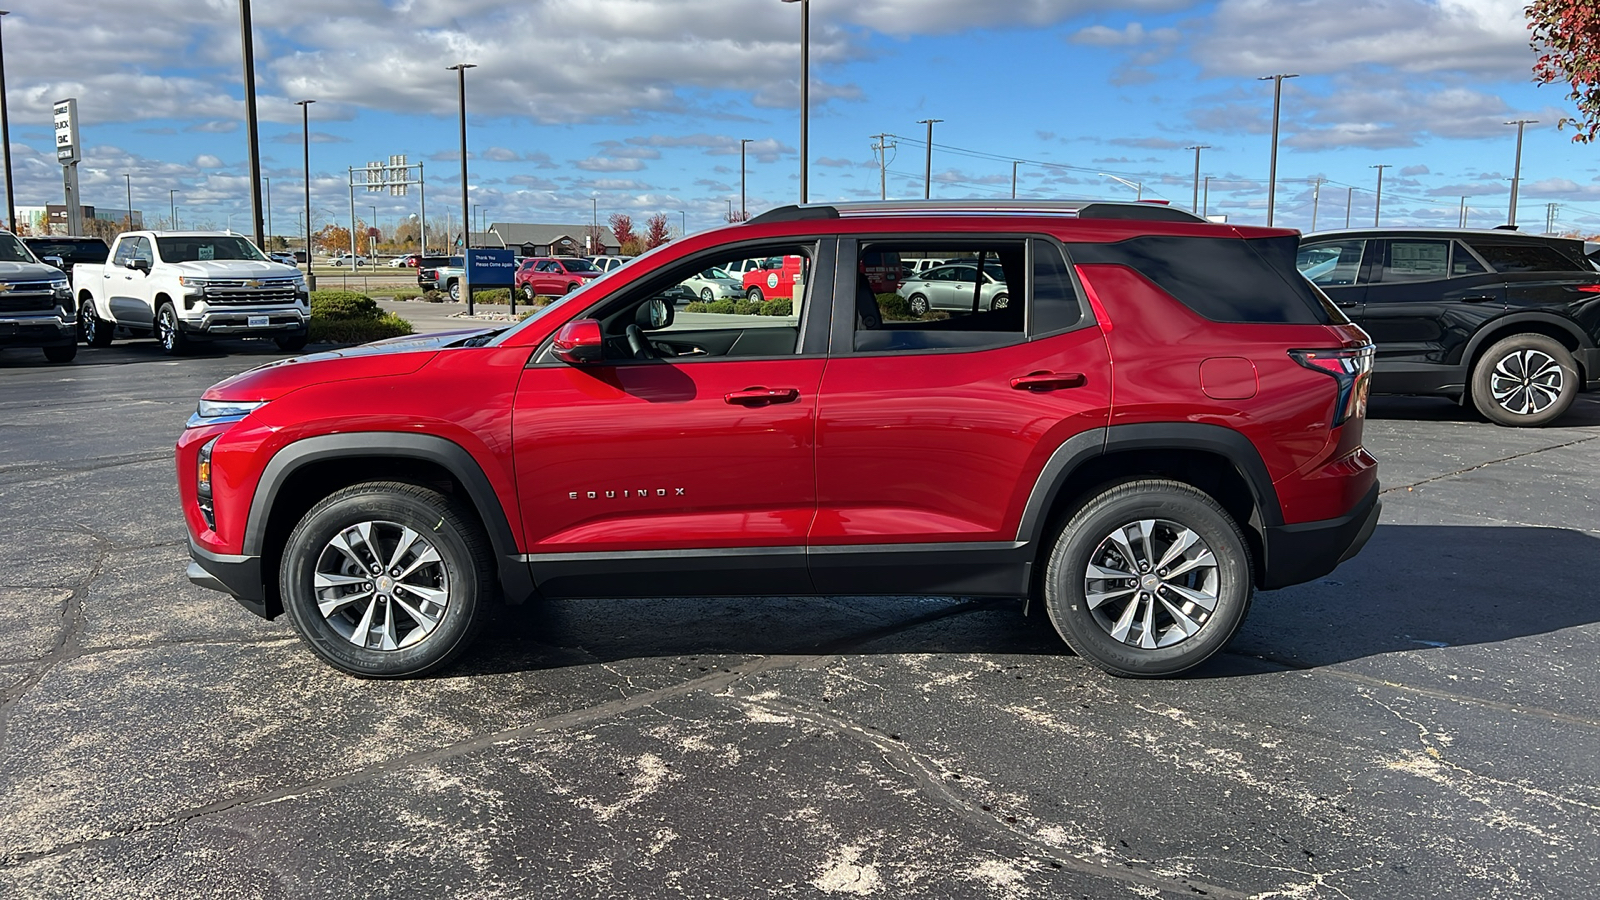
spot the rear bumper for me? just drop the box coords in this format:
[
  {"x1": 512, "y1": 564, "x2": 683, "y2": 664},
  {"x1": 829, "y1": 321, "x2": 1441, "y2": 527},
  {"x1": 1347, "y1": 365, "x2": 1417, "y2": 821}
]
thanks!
[
  {"x1": 1260, "y1": 482, "x2": 1381, "y2": 590},
  {"x1": 187, "y1": 538, "x2": 278, "y2": 619}
]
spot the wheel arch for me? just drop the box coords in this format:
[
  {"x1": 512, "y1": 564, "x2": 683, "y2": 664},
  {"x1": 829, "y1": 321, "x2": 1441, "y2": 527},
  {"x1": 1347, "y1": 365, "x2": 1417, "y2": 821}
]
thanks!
[
  {"x1": 1461, "y1": 313, "x2": 1591, "y2": 387},
  {"x1": 1017, "y1": 424, "x2": 1277, "y2": 588},
  {"x1": 245, "y1": 433, "x2": 532, "y2": 610}
]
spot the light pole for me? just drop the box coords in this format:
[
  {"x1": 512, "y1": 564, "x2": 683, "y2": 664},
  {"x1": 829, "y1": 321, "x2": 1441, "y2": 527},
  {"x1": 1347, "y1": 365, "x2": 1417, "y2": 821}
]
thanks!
[
  {"x1": 740, "y1": 138, "x2": 752, "y2": 220},
  {"x1": 1186, "y1": 145, "x2": 1210, "y2": 214},
  {"x1": 1012, "y1": 161, "x2": 1020, "y2": 200},
  {"x1": 238, "y1": 0, "x2": 265, "y2": 249},
  {"x1": 1459, "y1": 196, "x2": 1469, "y2": 228},
  {"x1": 1309, "y1": 177, "x2": 1324, "y2": 232},
  {"x1": 1345, "y1": 187, "x2": 1353, "y2": 228},
  {"x1": 123, "y1": 173, "x2": 132, "y2": 228},
  {"x1": 1098, "y1": 172, "x2": 1143, "y2": 200},
  {"x1": 1202, "y1": 176, "x2": 1212, "y2": 219},
  {"x1": 1258, "y1": 73, "x2": 1298, "y2": 226},
  {"x1": 296, "y1": 99, "x2": 315, "y2": 282},
  {"x1": 677, "y1": 209, "x2": 686, "y2": 236},
  {"x1": 448, "y1": 63, "x2": 477, "y2": 314},
  {"x1": 265, "y1": 176, "x2": 273, "y2": 247},
  {"x1": 370, "y1": 204, "x2": 378, "y2": 257},
  {"x1": 0, "y1": 10, "x2": 14, "y2": 232},
  {"x1": 1371, "y1": 164, "x2": 1392, "y2": 227},
  {"x1": 1506, "y1": 119, "x2": 1537, "y2": 228},
  {"x1": 169, "y1": 189, "x2": 179, "y2": 230},
  {"x1": 781, "y1": 0, "x2": 809, "y2": 203},
  {"x1": 918, "y1": 118, "x2": 942, "y2": 199}
]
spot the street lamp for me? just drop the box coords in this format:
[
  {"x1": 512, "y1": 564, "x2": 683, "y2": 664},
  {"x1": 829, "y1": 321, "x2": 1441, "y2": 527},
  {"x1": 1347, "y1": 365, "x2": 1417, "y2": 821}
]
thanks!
[
  {"x1": 448, "y1": 63, "x2": 477, "y2": 314},
  {"x1": 677, "y1": 209, "x2": 685, "y2": 236},
  {"x1": 1185, "y1": 145, "x2": 1210, "y2": 214},
  {"x1": 296, "y1": 99, "x2": 316, "y2": 281},
  {"x1": 1011, "y1": 161, "x2": 1021, "y2": 200},
  {"x1": 1257, "y1": 73, "x2": 1298, "y2": 226},
  {"x1": 1097, "y1": 172, "x2": 1143, "y2": 200},
  {"x1": 1202, "y1": 176, "x2": 1212, "y2": 220},
  {"x1": 740, "y1": 138, "x2": 753, "y2": 219},
  {"x1": 780, "y1": 0, "x2": 809, "y2": 203},
  {"x1": 918, "y1": 118, "x2": 943, "y2": 199},
  {"x1": 169, "y1": 189, "x2": 179, "y2": 230},
  {"x1": 371, "y1": 204, "x2": 378, "y2": 257},
  {"x1": 265, "y1": 176, "x2": 273, "y2": 247},
  {"x1": 123, "y1": 173, "x2": 133, "y2": 228},
  {"x1": 1506, "y1": 119, "x2": 1538, "y2": 228},
  {"x1": 1371, "y1": 164, "x2": 1392, "y2": 227},
  {"x1": 238, "y1": 0, "x2": 265, "y2": 249},
  {"x1": 0, "y1": 10, "x2": 15, "y2": 232}
]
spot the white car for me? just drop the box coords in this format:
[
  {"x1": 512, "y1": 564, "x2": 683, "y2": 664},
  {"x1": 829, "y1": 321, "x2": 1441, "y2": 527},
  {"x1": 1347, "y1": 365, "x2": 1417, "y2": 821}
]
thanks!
[
  {"x1": 588, "y1": 255, "x2": 634, "y2": 273},
  {"x1": 329, "y1": 255, "x2": 370, "y2": 268},
  {"x1": 387, "y1": 256, "x2": 411, "y2": 267},
  {"x1": 678, "y1": 266, "x2": 744, "y2": 302},
  {"x1": 896, "y1": 262, "x2": 1009, "y2": 316}
]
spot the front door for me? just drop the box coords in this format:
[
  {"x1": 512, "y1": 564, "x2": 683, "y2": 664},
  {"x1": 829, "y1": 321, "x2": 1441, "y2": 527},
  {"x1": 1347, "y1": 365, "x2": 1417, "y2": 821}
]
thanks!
[{"x1": 1362, "y1": 238, "x2": 1505, "y2": 393}]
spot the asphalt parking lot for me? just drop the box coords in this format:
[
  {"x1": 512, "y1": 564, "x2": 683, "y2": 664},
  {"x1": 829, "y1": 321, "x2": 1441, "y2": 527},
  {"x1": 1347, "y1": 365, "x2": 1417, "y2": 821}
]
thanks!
[{"x1": 2, "y1": 337, "x2": 1598, "y2": 899}]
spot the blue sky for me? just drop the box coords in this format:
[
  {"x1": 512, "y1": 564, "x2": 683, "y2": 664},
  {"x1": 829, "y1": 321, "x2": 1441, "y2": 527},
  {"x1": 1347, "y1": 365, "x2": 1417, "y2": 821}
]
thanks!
[{"x1": 5, "y1": 0, "x2": 1599, "y2": 237}]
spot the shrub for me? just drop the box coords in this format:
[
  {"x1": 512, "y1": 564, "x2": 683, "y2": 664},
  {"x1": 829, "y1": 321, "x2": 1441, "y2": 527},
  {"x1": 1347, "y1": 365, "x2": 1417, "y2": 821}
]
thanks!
[
  {"x1": 732, "y1": 300, "x2": 759, "y2": 315},
  {"x1": 309, "y1": 290, "x2": 380, "y2": 320},
  {"x1": 473, "y1": 287, "x2": 511, "y2": 304},
  {"x1": 420, "y1": 290, "x2": 448, "y2": 303},
  {"x1": 309, "y1": 311, "x2": 413, "y2": 344},
  {"x1": 758, "y1": 299, "x2": 794, "y2": 316},
  {"x1": 876, "y1": 293, "x2": 912, "y2": 320},
  {"x1": 684, "y1": 301, "x2": 709, "y2": 313},
  {"x1": 704, "y1": 299, "x2": 736, "y2": 314},
  {"x1": 388, "y1": 287, "x2": 424, "y2": 301}
]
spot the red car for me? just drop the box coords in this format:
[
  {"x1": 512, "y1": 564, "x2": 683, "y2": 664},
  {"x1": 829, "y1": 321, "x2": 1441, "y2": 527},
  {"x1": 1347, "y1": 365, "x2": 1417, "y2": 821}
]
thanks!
[
  {"x1": 179, "y1": 200, "x2": 1379, "y2": 679},
  {"x1": 741, "y1": 255, "x2": 805, "y2": 302},
  {"x1": 516, "y1": 256, "x2": 604, "y2": 301}
]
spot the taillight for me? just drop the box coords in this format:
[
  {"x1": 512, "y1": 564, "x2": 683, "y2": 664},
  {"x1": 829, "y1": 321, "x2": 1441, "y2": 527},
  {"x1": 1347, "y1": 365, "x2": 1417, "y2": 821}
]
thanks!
[
  {"x1": 1289, "y1": 345, "x2": 1373, "y2": 426},
  {"x1": 1577, "y1": 285, "x2": 1600, "y2": 294}
]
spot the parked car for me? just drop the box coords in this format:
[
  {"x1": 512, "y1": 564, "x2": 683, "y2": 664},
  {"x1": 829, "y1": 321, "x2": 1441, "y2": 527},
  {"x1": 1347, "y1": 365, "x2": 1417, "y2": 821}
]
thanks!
[
  {"x1": 515, "y1": 256, "x2": 605, "y2": 301},
  {"x1": 179, "y1": 198, "x2": 1378, "y2": 679},
  {"x1": 741, "y1": 255, "x2": 805, "y2": 302},
  {"x1": 23, "y1": 235, "x2": 110, "y2": 280},
  {"x1": 678, "y1": 266, "x2": 744, "y2": 302},
  {"x1": 418, "y1": 257, "x2": 463, "y2": 298},
  {"x1": 74, "y1": 231, "x2": 308, "y2": 355},
  {"x1": 588, "y1": 255, "x2": 633, "y2": 273},
  {"x1": 329, "y1": 254, "x2": 371, "y2": 268},
  {"x1": 1297, "y1": 228, "x2": 1600, "y2": 427},
  {"x1": 267, "y1": 252, "x2": 298, "y2": 267},
  {"x1": 896, "y1": 262, "x2": 1010, "y2": 315},
  {"x1": 0, "y1": 230, "x2": 77, "y2": 363}
]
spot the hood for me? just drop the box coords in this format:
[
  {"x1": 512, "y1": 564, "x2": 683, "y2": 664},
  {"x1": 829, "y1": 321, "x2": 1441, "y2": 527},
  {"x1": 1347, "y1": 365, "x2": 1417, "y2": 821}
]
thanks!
[
  {"x1": 201, "y1": 327, "x2": 498, "y2": 402},
  {"x1": 0, "y1": 260, "x2": 67, "y2": 281},
  {"x1": 170, "y1": 259, "x2": 302, "y2": 279}
]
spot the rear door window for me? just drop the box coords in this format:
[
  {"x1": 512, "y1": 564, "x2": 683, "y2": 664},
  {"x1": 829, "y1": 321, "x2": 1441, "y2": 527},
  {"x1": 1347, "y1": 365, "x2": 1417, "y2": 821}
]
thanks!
[
  {"x1": 1467, "y1": 242, "x2": 1590, "y2": 273},
  {"x1": 1381, "y1": 240, "x2": 1451, "y2": 282}
]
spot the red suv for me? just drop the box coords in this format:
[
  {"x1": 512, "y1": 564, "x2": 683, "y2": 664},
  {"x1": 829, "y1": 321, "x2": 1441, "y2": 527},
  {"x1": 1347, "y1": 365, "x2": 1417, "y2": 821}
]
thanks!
[
  {"x1": 516, "y1": 256, "x2": 605, "y2": 301},
  {"x1": 179, "y1": 200, "x2": 1379, "y2": 679}
]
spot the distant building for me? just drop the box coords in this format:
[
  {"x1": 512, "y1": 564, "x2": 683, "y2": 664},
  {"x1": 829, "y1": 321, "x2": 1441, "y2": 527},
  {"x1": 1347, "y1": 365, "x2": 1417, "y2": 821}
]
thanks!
[
  {"x1": 456, "y1": 222, "x2": 621, "y2": 257},
  {"x1": 13, "y1": 205, "x2": 143, "y2": 235}
]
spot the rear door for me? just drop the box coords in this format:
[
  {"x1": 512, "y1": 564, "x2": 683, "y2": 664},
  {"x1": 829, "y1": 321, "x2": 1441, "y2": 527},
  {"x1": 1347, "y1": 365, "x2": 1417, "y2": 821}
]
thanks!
[
  {"x1": 1362, "y1": 238, "x2": 1504, "y2": 389},
  {"x1": 108, "y1": 237, "x2": 156, "y2": 326},
  {"x1": 1296, "y1": 238, "x2": 1370, "y2": 317}
]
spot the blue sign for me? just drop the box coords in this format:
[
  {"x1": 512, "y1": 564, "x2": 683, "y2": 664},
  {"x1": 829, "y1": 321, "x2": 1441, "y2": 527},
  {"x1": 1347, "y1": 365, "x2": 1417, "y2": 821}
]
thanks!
[{"x1": 467, "y1": 248, "x2": 515, "y2": 286}]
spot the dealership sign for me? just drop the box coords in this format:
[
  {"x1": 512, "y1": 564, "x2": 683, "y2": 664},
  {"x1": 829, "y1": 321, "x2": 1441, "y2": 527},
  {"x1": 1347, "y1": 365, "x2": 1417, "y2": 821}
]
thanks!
[{"x1": 53, "y1": 99, "x2": 80, "y2": 165}]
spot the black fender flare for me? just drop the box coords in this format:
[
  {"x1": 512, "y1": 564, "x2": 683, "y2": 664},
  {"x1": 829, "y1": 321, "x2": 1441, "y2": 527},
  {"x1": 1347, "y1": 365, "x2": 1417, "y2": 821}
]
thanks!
[
  {"x1": 1460, "y1": 311, "x2": 1595, "y2": 371},
  {"x1": 1014, "y1": 422, "x2": 1282, "y2": 548},
  {"x1": 242, "y1": 432, "x2": 533, "y2": 602}
]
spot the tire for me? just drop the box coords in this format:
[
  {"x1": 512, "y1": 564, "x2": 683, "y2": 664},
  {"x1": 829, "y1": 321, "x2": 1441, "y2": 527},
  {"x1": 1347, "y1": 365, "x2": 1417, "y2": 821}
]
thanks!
[
  {"x1": 746, "y1": 287, "x2": 764, "y2": 302},
  {"x1": 80, "y1": 299, "x2": 113, "y2": 347},
  {"x1": 908, "y1": 294, "x2": 929, "y2": 316},
  {"x1": 275, "y1": 333, "x2": 309, "y2": 352},
  {"x1": 1470, "y1": 333, "x2": 1577, "y2": 427},
  {"x1": 1042, "y1": 479, "x2": 1253, "y2": 678},
  {"x1": 521, "y1": 284, "x2": 535, "y2": 302},
  {"x1": 565, "y1": 282, "x2": 580, "y2": 294},
  {"x1": 155, "y1": 302, "x2": 190, "y2": 356},
  {"x1": 278, "y1": 481, "x2": 494, "y2": 678},
  {"x1": 447, "y1": 280, "x2": 461, "y2": 302},
  {"x1": 990, "y1": 293, "x2": 1009, "y2": 311},
  {"x1": 700, "y1": 287, "x2": 714, "y2": 302},
  {"x1": 43, "y1": 344, "x2": 77, "y2": 364}
]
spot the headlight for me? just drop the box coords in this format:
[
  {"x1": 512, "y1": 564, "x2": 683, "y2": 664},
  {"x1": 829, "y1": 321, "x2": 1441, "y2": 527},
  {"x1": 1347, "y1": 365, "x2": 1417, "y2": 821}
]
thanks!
[
  {"x1": 178, "y1": 276, "x2": 211, "y2": 290},
  {"x1": 49, "y1": 278, "x2": 69, "y2": 293},
  {"x1": 187, "y1": 399, "x2": 267, "y2": 428}
]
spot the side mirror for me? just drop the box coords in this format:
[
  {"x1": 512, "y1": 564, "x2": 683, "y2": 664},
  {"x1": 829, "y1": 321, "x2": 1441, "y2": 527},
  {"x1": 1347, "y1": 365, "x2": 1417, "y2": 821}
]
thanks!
[
  {"x1": 42, "y1": 256, "x2": 65, "y2": 269},
  {"x1": 551, "y1": 319, "x2": 604, "y2": 365},
  {"x1": 125, "y1": 257, "x2": 150, "y2": 273}
]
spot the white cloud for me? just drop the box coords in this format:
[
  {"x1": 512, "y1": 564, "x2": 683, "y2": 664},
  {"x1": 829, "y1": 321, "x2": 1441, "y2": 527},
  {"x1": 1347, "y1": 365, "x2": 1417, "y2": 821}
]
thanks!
[
  {"x1": 1071, "y1": 22, "x2": 1180, "y2": 46},
  {"x1": 575, "y1": 156, "x2": 647, "y2": 173}
]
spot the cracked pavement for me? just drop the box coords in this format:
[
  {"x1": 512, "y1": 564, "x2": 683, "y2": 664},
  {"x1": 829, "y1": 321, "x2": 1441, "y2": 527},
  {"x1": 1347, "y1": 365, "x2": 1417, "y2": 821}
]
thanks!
[{"x1": 2, "y1": 340, "x2": 1599, "y2": 898}]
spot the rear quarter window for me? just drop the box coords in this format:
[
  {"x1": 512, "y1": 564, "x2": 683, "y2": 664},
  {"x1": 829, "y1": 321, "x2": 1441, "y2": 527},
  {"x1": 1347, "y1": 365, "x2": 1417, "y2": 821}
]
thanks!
[
  {"x1": 1069, "y1": 235, "x2": 1334, "y2": 325},
  {"x1": 1466, "y1": 242, "x2": 1590, "y2": 274}
]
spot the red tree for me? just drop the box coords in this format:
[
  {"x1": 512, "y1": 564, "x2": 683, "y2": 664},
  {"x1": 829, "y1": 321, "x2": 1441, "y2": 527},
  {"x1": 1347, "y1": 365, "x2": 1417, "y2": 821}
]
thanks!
[
  {"x1": 1529, "y1": 0, "x2": 1600, "y2": 142},
  {"x1": 608, "y1": 213, "x2": 636, "y2": 249},
  {"x1": 644, "y1": 213, "x2": 672, "y2": 249}
]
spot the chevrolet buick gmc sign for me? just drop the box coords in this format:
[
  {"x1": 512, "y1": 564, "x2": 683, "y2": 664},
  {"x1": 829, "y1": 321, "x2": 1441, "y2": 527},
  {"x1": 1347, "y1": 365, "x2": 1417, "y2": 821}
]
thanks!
[{"x1": 54, "y1": 99, "x2": 80, "y2": 164}]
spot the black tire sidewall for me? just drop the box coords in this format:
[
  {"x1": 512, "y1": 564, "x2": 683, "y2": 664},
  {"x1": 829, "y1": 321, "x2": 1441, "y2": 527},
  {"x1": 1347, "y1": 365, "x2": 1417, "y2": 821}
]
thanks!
[
  {"x1": 280, "y1": 487, "x2": 484, "y2": 678},
  {"x1": 1045, "y1": 482, "x2": 1252, "y2": 677},
  {"x1": 747, "y1": 288, "x2": 763, "y2": 302},
  {"x1": 1471, "y1": 334, "x2": 1577, "y2": 427}
]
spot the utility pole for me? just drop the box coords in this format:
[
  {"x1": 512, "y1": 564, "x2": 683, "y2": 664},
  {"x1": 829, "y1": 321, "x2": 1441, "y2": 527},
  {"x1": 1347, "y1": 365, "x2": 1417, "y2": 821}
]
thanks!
[
  {"x1": 1309, "y1": 177, "x2": 1325, "y2": 232},
  {"x1": 1186, "y1": 145, "x2": 1210, "y2": 214},
  {"x1": 1546, "y1": 202, "x2": 1559, "y2": 235},
  {"x1": 1459, "y1": 196, "x2": 1468, "y2": 228},
  {"x1": 1202, "y1": 176, "x2": 1212, "y2": 220},
  {"x1": 917, "y1": 118, "x2": 942, "y2": 199},
  {"x1": 1371, "y1": 165, "x2": 1392, "y2": 227},
  {"x1": 124, "y1": 173, "x2": 132, "y2": 227},
  {"x1": 871, "y1": 133, "x2": 895, "y2": 201},
  {"x1": 1345, "y1": 187, "x2": 1353, "y2": 228},
  {"x1": 1011, "y1": 160, "x2": 1020, "y2": 200},
  {"x1": 1505, "y1": 119, "x2": 1537, "y2": 228},
  {"x1": 1258, "y1": 73, "x2": 1298, "y2": 226},
  {"x1": 740, "y1": 138, "x2": 753, "y2": 219}
]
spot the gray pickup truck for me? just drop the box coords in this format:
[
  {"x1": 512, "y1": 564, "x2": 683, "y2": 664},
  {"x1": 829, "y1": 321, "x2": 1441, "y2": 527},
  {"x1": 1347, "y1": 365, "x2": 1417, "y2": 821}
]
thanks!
[{"x1": 0, "y1": 230, "x2": 77, "y2": 364}]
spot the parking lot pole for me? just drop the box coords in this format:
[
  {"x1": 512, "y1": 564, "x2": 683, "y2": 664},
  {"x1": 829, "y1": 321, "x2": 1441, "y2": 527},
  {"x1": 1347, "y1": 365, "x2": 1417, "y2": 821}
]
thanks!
[
  {"x1": 418, "y1": 162, "x2": 426, "y2": 257},
  {"x1": 1370, "y1": 164, "x2": 1391, "y2": 227},
  {"x1": 296, "y1": 100, "x2": 316, "y2": 287},
  {"x1": 740, "y1": 138, "x2": 752, "y2": 218},
  {"x1": 1186, "y1": 145, "x2": 1209, "y2": 214},
  {"x1": 1257, "y1": 74, "x2": 1297, "y2": 227},
  {"x1": 1310, "y1": 177, "x2": 1324, "y2": 232},
  {"x1": 1012, "y1": 160, "x2": 1019, "y2": 199},
  {"x1": 918, "y1": 119, "x2": 942, "y2": 199},
  {"x1": 347, "y1": 170, "x2": 357, "y2": 272},
  {"x1": 1345, "y1": 187, "x2": 1352, "y2": 228},
  {"x1": 1202, "y1": 176, "x2": 1211, "y2": 219},
  {"x1": 0, "y1": 11, "x2": 13, "y2": 232},
  {"x1": 1505, "y1": 119, "x2": 1536, "y2": 228},
  {"x1": 781, "y1": 0, "x2": 809, "y2": 203},
  {"x1": 448, "y1": 63, "x2": 477, "y2": 316},
  {"x1": 238, "y1": 0, "x2": 266, "y2": 250}
]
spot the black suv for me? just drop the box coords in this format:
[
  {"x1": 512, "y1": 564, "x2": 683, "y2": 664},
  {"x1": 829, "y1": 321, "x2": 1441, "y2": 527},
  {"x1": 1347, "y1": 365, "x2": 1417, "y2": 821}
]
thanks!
[
  {"x1": 23, "y1": 235, "x2": 110, "y2": 279},
  {"x1": 1298, "y1": 228, "x2": 1600, "y2": 426}
]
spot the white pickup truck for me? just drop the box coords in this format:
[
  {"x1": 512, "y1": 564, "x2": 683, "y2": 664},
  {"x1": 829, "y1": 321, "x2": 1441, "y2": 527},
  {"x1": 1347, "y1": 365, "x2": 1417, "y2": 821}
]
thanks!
[{"x1": 73, "y1": 231, "x2": 310, "y2": 354}]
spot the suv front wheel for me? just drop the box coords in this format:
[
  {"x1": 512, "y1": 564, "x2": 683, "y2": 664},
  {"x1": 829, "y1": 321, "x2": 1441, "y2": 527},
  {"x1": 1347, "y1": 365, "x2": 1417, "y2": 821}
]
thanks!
[
  {"x1": 1470, "y1": 333, "x2": 1577, "y2": 427},
  {"x1": 279, "y1": 481, "x2": 493, "y2": 678},
  {"x1": 1043, "y1": 479, "x2": 1253, "y2": 678}
]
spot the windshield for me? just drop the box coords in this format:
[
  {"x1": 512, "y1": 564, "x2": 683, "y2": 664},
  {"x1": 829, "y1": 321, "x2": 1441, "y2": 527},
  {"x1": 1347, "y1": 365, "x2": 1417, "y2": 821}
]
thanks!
[
  {"x1": 560, "y1": 258, "x2": 600, "y2": 273},
  {"x1": 703, "y1": 267, "x2": 734, "y2": 280},
  {"x1": 0, "y1": 234, "x2": 39, "y2": 264},
  {"x1": 27, "y1": 240, "x2": 108, "y2": 264},
  {"x1": 156, "y1": 236, "x2": 267, "y2": 263}
]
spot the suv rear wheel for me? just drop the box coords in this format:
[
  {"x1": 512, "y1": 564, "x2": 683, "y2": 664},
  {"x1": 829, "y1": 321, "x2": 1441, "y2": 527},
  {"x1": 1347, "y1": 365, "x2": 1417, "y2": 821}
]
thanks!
[
  {"x1": 1043, "y1": 479, "x2": 1253, "y2": 677},
  {"x1": 279, "y1": 482, "x2": 493, "y2": 678},
  {"x1": 1470, "y1": 333, "x2": 1577, "y2": 427}
]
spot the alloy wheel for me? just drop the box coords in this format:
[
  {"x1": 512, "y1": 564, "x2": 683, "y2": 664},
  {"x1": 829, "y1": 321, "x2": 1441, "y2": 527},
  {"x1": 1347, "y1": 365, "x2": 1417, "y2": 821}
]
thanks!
[
  {"x1": 1490, "y1": 349, "x2": 1564, "y2": 417},
  {"x1": 312, "y1": 520, "x2": 451, "y2": 651},
  {"x1": 1083, "y1": 518, "x2": 1219, "y2": 650},
  {"x1": 158, "y1": 308, "x2": 176, "y2": 351}
]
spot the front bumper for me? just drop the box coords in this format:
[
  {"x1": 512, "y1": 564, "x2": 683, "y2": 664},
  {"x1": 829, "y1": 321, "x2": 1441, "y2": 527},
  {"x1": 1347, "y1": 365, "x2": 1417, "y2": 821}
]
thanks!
[
  {"x1": 187, "y1": 537, "x2": 277, "y2": 619},
  {"x1": 178, "y1": 305, "x2": 308, "y2": 337},
  {"x1": 0, "y1": 312, "x2": 76, "y2": 347},
  {"x1": 1260, "y1": 482, "x2": 1381, "y2": 590}
]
